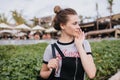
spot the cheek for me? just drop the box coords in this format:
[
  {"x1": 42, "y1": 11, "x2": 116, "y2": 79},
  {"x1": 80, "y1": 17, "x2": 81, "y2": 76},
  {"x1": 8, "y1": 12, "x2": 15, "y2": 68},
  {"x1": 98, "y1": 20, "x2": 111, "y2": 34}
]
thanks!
[
  {"x1": 71, "y1": 28, "x2": 80, "y2": 36},
  {"x1": 72, "y1": 30, "x2": 77, "y2": 36},
  {"x1": 65, "y1": 25, "x2": 76, "y2": 36},
  {"x1": 68, "y1": 27, "x2": 76, "y2": 36}
]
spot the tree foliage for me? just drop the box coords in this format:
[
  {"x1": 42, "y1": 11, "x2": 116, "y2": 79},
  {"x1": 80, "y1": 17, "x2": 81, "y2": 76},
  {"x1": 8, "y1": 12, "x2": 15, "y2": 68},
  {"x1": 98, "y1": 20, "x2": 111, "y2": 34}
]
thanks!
[
  {"x1": 11, "y1": 10, "x2": 26, "y2": 25},
  {"x1": 0, "y1": 14, "x2": 8, "y2": 24}
]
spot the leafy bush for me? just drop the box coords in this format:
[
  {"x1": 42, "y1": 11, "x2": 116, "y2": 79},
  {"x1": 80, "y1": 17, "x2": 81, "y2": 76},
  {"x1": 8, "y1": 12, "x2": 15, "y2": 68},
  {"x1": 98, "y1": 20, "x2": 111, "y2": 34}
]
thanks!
[
  {"x1": 89, "y1": 40, "x2": 120, "y2": 80},
  {"x1": 0, "y1": 40, "x2": 120, "y2": 80},
  {"x1": 0, "y1": 43, "x2": 48, "y2": 80}
]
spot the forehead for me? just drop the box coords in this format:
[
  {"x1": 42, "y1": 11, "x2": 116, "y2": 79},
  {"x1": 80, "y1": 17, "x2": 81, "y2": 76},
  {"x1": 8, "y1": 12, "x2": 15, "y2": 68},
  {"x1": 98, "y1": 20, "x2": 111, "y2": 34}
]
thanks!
[{"x1": 67, "y1": 15, "x2": 79, "y2": 22}]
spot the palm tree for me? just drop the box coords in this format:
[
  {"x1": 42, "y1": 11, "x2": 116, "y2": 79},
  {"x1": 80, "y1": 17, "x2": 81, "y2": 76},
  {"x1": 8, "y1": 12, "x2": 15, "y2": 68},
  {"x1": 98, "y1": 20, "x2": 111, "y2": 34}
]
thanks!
[
  {"x1": 0, "y1": 14, "x2": 8, "y2": 24},
  {"x1": 96, "y1": 3, "x2": 99, "y2": 19},
  {"x1": 33, "y1": 17, "x2": 39, "y2": 26},
  {"x1": 107, "y1": 0, "x2": 114, "y2": 29},
  {"x1": 79, "y1": 15, "x2": 83, "y2": 24},
  {"x1": 96, "y1": 3, "x2": 99, "y2": 30},
  {"x1": 11, "y1": 10, "x2": 26, "y2": 25}
]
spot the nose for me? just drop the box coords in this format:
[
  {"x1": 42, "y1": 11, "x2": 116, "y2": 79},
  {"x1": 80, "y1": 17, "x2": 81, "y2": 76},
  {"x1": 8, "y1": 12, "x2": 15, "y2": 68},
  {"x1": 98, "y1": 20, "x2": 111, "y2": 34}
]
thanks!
[{"x1": 76, "y1": 24, "x2": 80, "y2": 29}]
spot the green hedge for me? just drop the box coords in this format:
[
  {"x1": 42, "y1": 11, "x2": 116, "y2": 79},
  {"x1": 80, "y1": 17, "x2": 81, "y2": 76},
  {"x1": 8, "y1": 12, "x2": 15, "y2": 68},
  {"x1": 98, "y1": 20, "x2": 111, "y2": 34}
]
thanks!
[
  {"x1": 90, "y1": 40, "x2": 120, "y2": 80},
  {"x1": 0, "y1": 40, "x2": 120, "y2": 80},
  {"x1": 0, "y1": 43, "x2": 48, "y2": 80}
]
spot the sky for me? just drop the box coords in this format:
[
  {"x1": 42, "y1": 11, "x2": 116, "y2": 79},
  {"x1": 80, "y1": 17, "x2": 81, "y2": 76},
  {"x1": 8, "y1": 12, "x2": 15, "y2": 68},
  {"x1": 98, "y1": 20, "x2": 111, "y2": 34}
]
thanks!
[{"x1": 0, "y1": 0, "x2": 120, "y2": 23}]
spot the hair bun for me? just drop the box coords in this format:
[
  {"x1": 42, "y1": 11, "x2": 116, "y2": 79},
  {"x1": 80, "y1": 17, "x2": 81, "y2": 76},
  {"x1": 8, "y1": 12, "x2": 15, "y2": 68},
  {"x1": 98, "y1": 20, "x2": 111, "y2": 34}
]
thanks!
[{"x1": 54, "y1": 5, "x2": 61, "y2": 14}]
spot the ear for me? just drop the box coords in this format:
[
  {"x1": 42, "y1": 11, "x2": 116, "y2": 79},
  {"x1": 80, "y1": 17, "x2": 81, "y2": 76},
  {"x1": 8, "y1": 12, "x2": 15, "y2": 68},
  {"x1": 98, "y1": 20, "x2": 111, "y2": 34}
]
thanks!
[{"x1": 60, "y1": 23, "x2": 65, "y2": 29}]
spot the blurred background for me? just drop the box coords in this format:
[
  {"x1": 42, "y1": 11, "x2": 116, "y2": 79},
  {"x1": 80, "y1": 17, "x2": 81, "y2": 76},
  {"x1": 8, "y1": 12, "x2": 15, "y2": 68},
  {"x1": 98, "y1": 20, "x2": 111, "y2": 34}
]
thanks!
[{"x1": 0, "y1": 0, "x2": 120, "y2": 42}]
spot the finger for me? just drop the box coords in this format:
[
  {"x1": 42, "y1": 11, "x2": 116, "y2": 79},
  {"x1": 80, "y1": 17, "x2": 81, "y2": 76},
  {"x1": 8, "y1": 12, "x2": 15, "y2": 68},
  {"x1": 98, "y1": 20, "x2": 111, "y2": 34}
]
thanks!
[
  {"x1": 52, "y1": 59, "x2": 59, "y2": 69},
  {"x1": 55, "y1": 63, "x2": 59, "y2": 73},
  {"x1": 49, "y1": 68, "x2": 52, "y2": 72},
  {"x1": 75, "y1": 30, "x2": 80, "y2": 38},
  {"x1": 54, "y1": 57, "x2": 59, "y2": 73},
  {"x1": 56, "y1": 57, "x2": 59, "y2": 62}
]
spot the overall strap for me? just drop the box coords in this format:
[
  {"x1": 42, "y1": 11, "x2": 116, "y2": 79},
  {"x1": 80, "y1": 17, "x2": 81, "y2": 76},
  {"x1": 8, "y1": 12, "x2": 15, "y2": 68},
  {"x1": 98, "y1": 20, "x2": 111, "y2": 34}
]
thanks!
[
  {"x1": 53, "y1": 43, "x2": 65, "y2": 58},
  {"x1": 51, "y1": 44, "x2": 56, "y2": 58},
  {"x1": 48, "y1": 44, "x2": 56, "y2": 80}
]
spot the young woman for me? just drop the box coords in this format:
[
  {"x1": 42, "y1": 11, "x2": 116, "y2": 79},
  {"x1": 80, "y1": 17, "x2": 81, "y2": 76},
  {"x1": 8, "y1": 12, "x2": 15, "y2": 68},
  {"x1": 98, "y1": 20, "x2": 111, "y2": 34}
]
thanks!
[{"x1": 40, "y1": 6, "x2": 96, "y2": 80}]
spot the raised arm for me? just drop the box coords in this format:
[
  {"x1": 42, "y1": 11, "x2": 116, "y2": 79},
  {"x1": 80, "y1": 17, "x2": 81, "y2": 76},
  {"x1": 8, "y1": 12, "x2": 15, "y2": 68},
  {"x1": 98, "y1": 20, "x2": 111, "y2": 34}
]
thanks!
[{"x1": 74, "y1": 29, "x2": 96, "y2": 79}]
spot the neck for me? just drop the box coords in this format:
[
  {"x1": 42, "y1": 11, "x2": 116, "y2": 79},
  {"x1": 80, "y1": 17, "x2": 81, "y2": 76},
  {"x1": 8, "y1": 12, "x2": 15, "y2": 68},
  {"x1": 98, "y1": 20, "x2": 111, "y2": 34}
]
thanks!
[{"x1": 58, "y1": 32, "x2": 74, "y2": 43}]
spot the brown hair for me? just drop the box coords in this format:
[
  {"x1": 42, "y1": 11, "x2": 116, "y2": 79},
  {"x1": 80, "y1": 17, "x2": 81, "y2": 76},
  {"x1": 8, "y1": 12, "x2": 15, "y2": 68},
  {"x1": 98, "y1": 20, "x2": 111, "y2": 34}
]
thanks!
[{"x1": 52, "y1": 5, "x2": 77, "y2": 30}]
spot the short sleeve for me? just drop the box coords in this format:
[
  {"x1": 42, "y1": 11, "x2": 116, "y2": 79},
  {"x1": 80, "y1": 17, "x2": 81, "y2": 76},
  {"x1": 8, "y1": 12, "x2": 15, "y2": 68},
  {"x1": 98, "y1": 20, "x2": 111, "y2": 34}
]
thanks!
[
  {"x1": 43, "y1": 44, "x2": 53, "y2": 64},
  {"x1": 83, "y1": 40, "x2": 92, "y2": 55}
]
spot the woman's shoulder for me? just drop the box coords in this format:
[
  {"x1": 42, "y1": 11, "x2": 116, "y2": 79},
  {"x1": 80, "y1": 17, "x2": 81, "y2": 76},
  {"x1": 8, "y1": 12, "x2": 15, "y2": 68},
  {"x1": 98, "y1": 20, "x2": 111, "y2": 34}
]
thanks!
[
  {"x1": 46, "y1": 40, "x2": 57, "y2": 47},
  {"x1": 49, "y1": 39, "x2": 57, "y2": 45},
  {"x1": 83, "y1": 39, "x2": 89, "y2": 44}
]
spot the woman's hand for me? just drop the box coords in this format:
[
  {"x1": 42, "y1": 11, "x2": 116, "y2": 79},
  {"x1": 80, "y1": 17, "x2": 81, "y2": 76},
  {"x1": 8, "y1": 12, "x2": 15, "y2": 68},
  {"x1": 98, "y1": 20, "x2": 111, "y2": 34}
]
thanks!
[
  {"x1": 47, "y1": 58, "x2": 59, "y2": 72},
  {"x1": 74, "y1": 29, "x2": 85, "y2": 47}
]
